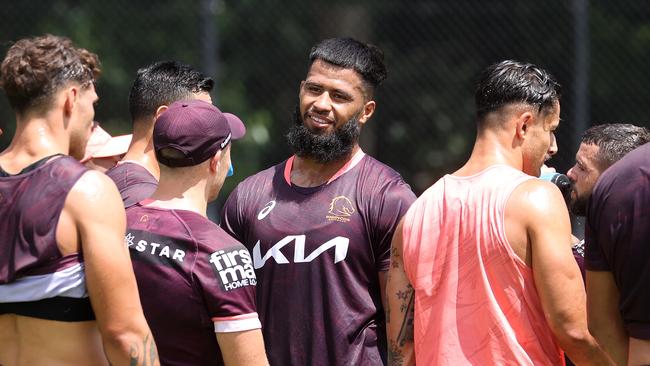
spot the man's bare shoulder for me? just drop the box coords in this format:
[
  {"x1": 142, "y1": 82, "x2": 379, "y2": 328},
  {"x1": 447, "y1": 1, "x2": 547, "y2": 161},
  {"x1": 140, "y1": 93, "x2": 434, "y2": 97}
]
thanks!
[
  {"x1": 508, "y1": 178, "x2": 566, "y2": 218},
  {"x1": 66, "y1": 170, "x2": 124, "y2": 215},
  {"x1": 503, "y1": 175, "x2": 572, "y2": 267}
]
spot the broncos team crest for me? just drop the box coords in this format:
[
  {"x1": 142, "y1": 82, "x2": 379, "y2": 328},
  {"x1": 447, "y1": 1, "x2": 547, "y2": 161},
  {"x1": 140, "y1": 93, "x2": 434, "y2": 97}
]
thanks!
[{"x1": 326, "y1": 196, "x2": 355, "y2": 222}]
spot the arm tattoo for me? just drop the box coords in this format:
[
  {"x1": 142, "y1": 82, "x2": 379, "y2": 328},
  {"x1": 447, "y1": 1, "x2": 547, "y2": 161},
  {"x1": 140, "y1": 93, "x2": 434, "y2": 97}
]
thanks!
[
  {"x1": 129, "y1": 333, "x2": 159, "y2": 366},
  {"x1": 388, "y1": 288, "x2": 415, "y2": 365},
  {"x1": 390, "y1": 246, "x2": 414, "y2": 345},
  {"x1": 397, "y1": 287, "x2": 415, "y2": 346},
  {"x1": 389, "y1": 340, "x2": 405, "y2": 365},
  {"x1": 387, "y1": 243, "x2": 415, "y2": 365},
  {"x1": 391, "y1": 246, "x2": 400, "y2": 268}
]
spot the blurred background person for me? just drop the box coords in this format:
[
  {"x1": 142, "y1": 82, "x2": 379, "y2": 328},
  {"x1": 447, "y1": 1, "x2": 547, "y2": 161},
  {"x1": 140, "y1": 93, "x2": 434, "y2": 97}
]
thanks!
[{"x1": 81, "y1": 122, "x2": 132, "y2": 173}]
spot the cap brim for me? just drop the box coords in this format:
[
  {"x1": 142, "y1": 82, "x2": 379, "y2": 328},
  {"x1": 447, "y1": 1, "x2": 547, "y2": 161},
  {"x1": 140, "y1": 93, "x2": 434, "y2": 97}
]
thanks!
[
  {"x1": 82, "y1": 125, "x2": 112, "y2": 162},
  {"x1": 224, "y1": 113, "x2": 246, "y2": 140},
  {"x1": 92, "y1": 134, "x2": 132, "y2": 158}
]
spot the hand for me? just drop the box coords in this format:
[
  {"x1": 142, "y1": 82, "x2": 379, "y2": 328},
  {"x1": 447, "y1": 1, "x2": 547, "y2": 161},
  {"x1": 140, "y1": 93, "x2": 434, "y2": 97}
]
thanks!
[{"x1": 540, "y1": 164, "x2": 556, "y2": 174}]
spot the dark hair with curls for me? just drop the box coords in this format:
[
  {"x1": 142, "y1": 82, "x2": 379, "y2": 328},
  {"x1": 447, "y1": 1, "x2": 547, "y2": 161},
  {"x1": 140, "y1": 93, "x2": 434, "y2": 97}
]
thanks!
[
  {"x1": 128, "y1": 61, "x2": 213, "y2": 123},
  {"x1": 0, "y1": 34, "x2": 101, "y2": 113},
  {"x1": 475, "y1": 60, "x2": 561, "y2": 124},
  {"x1": 581, "y1": 123, "x2": 650, "y2": 170},
  {"x1": 309, "y1": 37, "x2": 387, "y2": 98}
]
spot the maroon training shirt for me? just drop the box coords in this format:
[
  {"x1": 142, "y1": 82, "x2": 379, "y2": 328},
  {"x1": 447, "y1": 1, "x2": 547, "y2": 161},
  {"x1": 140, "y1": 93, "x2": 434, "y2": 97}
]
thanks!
[
  {"x1": 0, "y1": 156, "x2": 93, "y2": 321},
  {"x1": 585, "y1": 142, "x2": 650, "y2": 340},
  {"x1": 221, "y1": 153, "x2": 416, "y2": 365},
  {"x1": 106, "y1": 161, "x2": 158, "y2": 207},
  {"x1": 127, "y1": 205, "x2": 261, "y2": 365}
]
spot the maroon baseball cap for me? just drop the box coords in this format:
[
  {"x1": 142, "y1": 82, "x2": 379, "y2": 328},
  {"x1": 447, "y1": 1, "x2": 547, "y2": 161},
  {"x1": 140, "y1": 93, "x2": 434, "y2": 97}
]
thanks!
[{"x1": 154, "y1": 100, "x2": 246, "y2": 167}]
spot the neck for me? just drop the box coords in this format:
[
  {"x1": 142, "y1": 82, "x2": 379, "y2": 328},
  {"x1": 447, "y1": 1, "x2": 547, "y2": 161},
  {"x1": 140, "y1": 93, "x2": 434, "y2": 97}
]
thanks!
[
  {"x1": 290, "y1": 145, "x2": 359, "y2": 187},
  {"x1": 455, "y1": 130, "x2": 522, "y2": 176},
  {"x1": 0, "y1": 114, "x2": 70, "y2": 173},
  {"x1": 122, "y1": 120, "x2": 159, "y2": 179},
  {"x1": 147, "y1": 173, "x2": 209, "y2": 217}
]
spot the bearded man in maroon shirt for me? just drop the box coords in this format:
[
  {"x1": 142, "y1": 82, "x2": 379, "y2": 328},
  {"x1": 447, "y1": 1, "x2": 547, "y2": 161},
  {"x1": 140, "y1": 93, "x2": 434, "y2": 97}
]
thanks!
[{"x1": 221, "y1": 37, "x2": 416, "y2": 365}]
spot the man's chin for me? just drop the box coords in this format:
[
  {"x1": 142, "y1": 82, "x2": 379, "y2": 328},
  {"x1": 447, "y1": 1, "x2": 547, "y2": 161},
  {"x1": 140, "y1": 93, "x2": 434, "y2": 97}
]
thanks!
[
  {"x1": 304, "y1": 123, "x2": 333, "y2": 136},
  {"x1": 569, "y1": 200, "x2": 587, "y2": 217}
]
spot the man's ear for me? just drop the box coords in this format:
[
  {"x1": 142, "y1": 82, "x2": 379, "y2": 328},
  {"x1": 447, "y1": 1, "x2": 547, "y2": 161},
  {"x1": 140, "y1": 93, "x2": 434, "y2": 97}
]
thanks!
[
  {"x1": 209, "y1": 150, "x2": 222, "y2": 173},
  {"x1": 515, "y1": 111, "x2": 534, "y2": 140},
  {"x1": 357, "y1": 100, "x2": 376, "y2": 126},
  {"x1": 154, "y1": 105, "x2": 168, "y2": 121},
  {"x1": 298, "y1": 80, "x2": 306, "y2": 97},
  {"x1": 63, "y1": 86, "x2": 79, "y2": 118}
]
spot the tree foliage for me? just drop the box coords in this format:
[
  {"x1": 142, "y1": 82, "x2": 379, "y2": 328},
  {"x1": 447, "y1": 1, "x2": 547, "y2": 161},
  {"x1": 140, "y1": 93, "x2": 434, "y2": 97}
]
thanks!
[{"x1": 1, "y1": 0, "x2": 649, "y2": 196}]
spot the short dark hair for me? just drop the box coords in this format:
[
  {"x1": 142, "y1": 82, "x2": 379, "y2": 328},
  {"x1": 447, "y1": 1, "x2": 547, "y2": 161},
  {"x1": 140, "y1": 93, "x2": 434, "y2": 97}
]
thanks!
[
  {"x1": 308, "y1": 37, "x2": 387, "y2": 97},
  {"x1": 1, "y1": 34, "x2": 101, "y2": 113},
  {"x1": 475, "y1": 60, "x2": 561, "y2": 122},
  {"x1": 581, "y1": 123, "x2": 650, "y2": 170},
  {"x1": 128, "y1": 61, "x2": 213, "y2": 122}
]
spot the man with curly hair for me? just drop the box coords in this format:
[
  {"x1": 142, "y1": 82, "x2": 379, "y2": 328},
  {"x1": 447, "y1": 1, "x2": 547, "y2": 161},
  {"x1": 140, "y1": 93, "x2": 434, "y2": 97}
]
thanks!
[{"x1": 0, "y1": 34, "x2": 158, "y2": 365}]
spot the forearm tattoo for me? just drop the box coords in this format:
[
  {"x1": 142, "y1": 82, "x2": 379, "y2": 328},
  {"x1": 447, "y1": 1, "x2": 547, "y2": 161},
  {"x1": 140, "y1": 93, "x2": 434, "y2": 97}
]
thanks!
[
  {"x1": 129, "y1": 333, "x2": 159, "y2": 366},
  {"x1": 389, "y1": 340, "x2": 405, "y2": 365},
  {"x1": 387, "y1": 245, "x2": 415, "y2": 365},
  {"x1": 397, "y1": 288, "x2": 414, "y2": 345}
]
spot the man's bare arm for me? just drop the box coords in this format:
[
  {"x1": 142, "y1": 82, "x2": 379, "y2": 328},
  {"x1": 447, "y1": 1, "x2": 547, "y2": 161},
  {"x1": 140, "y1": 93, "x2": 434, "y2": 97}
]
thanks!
[
  {"x1": 216, "y1": 329, "x2": 269, "y2": 366},
  {"x1": 68, "y1": 171, "x2": 159, "y2": 365},
  {"x1": 511, "y1": 180, "x2": 613, "y2": 365},
  {"x1": 587, "y1": 270, "x2": 628, "y2": 365},
  {"x1": 386, "y1": 219, "x2": 415, "y2": 366}
]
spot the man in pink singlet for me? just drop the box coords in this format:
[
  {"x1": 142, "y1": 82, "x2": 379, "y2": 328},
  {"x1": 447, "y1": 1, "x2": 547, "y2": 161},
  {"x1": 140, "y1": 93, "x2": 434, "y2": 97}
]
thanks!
[{"x1": 386, "y1": 60, "x2": 614, "y2": 365}]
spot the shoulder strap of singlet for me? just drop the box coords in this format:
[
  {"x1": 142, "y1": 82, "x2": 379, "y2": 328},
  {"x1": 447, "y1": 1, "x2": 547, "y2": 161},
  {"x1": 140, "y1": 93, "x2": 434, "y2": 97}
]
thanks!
[{"x1": 0, "y1": 153, "x2": 65, "y2": 177}]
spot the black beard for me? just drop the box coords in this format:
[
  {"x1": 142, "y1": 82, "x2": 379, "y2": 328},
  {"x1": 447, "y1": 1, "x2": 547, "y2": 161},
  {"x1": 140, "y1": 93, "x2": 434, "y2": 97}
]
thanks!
[
  {"x1": 286, "y1": 106, "x2": 361, "y2": 164},
  {"x1": 569, "y1": 193, "x2": 588, "y2": 217}
]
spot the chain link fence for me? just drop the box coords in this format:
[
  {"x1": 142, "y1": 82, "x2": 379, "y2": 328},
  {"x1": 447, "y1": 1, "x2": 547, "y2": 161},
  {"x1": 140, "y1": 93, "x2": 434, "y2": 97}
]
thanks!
[{"x1": 1, "y1": 0, "x2": 648, "y2": 197}]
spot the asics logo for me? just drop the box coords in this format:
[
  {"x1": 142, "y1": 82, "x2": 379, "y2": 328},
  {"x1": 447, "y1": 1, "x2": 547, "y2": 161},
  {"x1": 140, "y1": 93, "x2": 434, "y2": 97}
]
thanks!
[{"x1": 257, "y1": 200, "x2": 276, "y2": 220}]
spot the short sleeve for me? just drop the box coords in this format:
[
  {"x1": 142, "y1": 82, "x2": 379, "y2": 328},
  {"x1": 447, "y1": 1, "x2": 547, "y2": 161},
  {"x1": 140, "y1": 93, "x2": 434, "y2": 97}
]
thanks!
[
  {"x1": 105, "y1": 163, "x2": 158, "y2": 208},
  {"x1": 194, "y1": 243, "x2": 261, "y2": 333},
  {"x1": 371, "y1": 178, "x2": 416, "y2": 272}
]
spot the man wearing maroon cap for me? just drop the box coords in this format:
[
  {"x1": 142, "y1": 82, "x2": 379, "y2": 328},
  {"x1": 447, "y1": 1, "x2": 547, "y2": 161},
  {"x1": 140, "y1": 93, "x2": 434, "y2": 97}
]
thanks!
[{"x1": 125, "y1": 99, "x2": 268, "y2": 366}]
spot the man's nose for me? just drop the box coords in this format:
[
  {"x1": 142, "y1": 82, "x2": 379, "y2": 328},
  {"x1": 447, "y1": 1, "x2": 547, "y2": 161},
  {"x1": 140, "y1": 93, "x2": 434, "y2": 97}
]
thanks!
[
  {"x1": 312, "y1": 92, "x2": 332, "y2": 112},
  {"x1": 548, "y1": 133, "x2": 558, "y2": 156}
]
